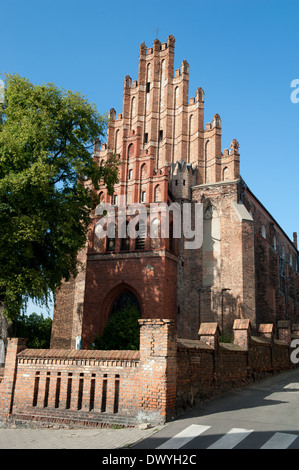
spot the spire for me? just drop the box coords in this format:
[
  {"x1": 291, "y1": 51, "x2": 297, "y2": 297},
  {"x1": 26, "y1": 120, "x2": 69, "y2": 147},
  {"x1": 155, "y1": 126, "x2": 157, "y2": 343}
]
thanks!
[{"x1": 154, "y1": 25, "x2": 161, "y2": 40}]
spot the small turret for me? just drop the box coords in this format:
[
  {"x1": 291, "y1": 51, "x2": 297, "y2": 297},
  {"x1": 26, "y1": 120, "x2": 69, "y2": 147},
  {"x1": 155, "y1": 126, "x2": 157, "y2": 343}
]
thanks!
[
  {"x1": 212, "y1": 113, "x2": 221, "y2": 129},
  {"x1": 230, "y1": 138, "x2": 240, "y2": 156},
  {"x1": 169, "y1": 158, "x2": 197, "y2": 200}
]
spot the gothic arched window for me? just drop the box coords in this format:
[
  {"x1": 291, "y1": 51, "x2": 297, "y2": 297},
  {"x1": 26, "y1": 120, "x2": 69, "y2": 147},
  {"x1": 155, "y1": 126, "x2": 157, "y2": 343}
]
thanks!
[
  {"x1": 106, "y1": 222, "x2": 116, "y2": 252},
  {"x1": 135, "y1": 220, "x2": 146, "y2": 250},
  {"x1": 261, "y1": 225, "x2": 267, "y2": 239},
  {"x1": 150, "y1": 217, "x2": 160, "y2": 239},
  {"x1": 223, "y1": 166, "x2": 229, "y2": 181},
  {"x1": 120, "y1": 221, "x2": 130, "y2": 251},
  {"x1": 114, "y1": 129, "x2": 119, "y2": 154},
  {"x1": 154, "y1": 184, "x2": 161, "y2": 202},
  {"x1": 109, "y1": 291, "x2": 141, "y2": 319},
  {"x1": 169, "y1": 221, "x2": 175, "y2": 253}
]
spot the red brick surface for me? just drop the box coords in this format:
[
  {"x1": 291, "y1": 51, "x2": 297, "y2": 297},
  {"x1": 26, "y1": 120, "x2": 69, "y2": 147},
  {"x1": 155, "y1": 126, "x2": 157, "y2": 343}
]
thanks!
[
  {"x1": 0, "y1": 319, "x2": 297, "y2": 427},
  {"x1": 51, "y1": 35, "x2": 299, "y2": 349}
]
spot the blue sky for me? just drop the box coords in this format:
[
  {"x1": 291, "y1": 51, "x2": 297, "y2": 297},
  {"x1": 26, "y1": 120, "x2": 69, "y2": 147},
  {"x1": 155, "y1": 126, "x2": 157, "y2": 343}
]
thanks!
[{"x1": 2, "y1": 0, "x2": 299, "y2": 317}]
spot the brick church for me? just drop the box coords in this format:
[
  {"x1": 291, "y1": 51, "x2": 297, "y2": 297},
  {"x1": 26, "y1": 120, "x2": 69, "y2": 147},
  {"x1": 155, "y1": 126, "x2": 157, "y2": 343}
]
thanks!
[{"x1": 50, "y1": 35, "x2": 299, "y2": 350}]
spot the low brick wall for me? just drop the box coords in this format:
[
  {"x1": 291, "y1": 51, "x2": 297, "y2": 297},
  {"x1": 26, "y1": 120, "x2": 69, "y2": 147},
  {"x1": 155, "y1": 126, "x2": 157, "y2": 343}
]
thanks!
[
  {"x1": 216, "y1": 344, "x2": 248, "y2": 384},
  {"x1": 176, "y1": 338, "x2": 214, "y2": 408},
  {"x1": 0, "y1": 318, "x2": 297, "y2": 427},
  {"x1": 0, "y1": 319, "x2": 176, "y2": 427},
  {"x1": 15, "y1": 349, "x2": 139, "y2": 422},
  {"x1": 176, "y1": 319, "x2": 296, "y2": 412},
  {"x1": 0, "y1": 344, "x2": 140, "y2": 427}
]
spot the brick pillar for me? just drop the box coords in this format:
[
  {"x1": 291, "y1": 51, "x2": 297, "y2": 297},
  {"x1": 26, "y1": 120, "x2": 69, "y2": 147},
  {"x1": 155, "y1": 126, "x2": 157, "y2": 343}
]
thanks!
[
  {"x1": 70, "y1": 375, "x2": 80, "y2": 411},
  {"x1": 292, "y1": 324, "x2": 299, "y2": 338},
  {"x1": 138, "y1": 319, "x2": 177, "y2": 425},
  {"x1": 198, "y1": 322, "x2": 220, "y2": 383},
  {"x1": 258, "y1": 324, "x2": 274, "y2": 342},
  {"x1": 0, "y1": 338, "x2": 27, "y2": 417},
  {"x1": 198, "y1": 323, "x2": 220, "y2": 351},
  {"x1": 36, "y1": 372, "x2": 47, "y2": 408},
  {"x1": 233, "y1": 319, "x2": 251, "y2": 349},
  {"x1": 93, "y1": 376, "x2": 104, "y2": 412},
  {"x1": 277, "y1": 320, "x2": 291, "y2": 344},
  {"x1": 258, "y1": 324, "x2": 274, "y2": 370}
]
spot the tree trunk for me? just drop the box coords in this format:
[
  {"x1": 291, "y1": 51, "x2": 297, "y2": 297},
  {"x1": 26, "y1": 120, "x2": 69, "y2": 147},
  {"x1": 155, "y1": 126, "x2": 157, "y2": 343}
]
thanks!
[{"x1": 0, "y1": 302, "x2": 13, "y2": 365}]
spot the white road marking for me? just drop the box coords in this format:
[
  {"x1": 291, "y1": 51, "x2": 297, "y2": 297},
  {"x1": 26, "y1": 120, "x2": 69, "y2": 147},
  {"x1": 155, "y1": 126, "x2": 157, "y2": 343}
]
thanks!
[
  {"x1": 261, "y1": 432, "x2": 298, "y2": 449},
  {"x1": 156, "y1": 424, "x2": 299, "y2": 450},
  {"x1": 208, "y1": 428, "x2": 253, "y2": 449},
  {"x1": 283, "y1": 383, "x2": 299, "y2": 390},
  {"x1": 157, "y1": 424, "x2": 211, "y2": 449}
]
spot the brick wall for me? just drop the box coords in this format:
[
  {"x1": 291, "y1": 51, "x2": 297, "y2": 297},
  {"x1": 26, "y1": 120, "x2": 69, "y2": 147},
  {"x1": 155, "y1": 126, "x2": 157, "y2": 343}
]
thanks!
[
  {"x1": 243, "y1": 188, "x2": 299, "y2": 327},
  {"x1": 176, "y1": 319, "x2": 296, "y2": 412},
  {"x1": 80, "y1": 254, "x2": 178, "y2": 349},
  {"x1": 187, "y1": 181, "x2": 256, "y2": 335},
  {"x1": 0, "y1": 319, "x2": 176, "y2": 427},
  {"x1": 0, "y1": 318, "x2": 297, "y2": 427}
]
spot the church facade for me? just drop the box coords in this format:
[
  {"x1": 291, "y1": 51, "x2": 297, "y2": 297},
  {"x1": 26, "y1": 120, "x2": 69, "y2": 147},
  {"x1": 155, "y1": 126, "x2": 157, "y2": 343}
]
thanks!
[{"x1": 50, "y1": 35, "x2": 299, "y2": 350}]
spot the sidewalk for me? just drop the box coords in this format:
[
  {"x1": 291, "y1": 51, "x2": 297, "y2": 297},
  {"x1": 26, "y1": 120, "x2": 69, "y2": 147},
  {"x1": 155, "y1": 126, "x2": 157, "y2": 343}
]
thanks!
[{"x1": 0, "y1": 424, "x2": 164, "y2": 449}]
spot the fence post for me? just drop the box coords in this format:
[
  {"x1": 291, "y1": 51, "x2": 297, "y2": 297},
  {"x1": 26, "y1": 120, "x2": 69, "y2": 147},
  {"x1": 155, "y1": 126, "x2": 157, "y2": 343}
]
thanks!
[
  {"x1": 198, "y1": 323, "x2": 220, "y2": 383},
  {"x1": 277, "y1": 320, "x2": 291, "y2": 345},
  {"x1": 233, "y1": 319, "x2": 251, "y2": 350}
]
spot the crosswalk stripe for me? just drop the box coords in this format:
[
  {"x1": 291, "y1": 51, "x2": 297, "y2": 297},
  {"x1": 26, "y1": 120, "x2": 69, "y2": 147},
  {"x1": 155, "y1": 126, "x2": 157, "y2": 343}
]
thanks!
[
  {"x1": 283, "y1": 383, "x2": 299, "y2": 390},
  {"x1": 261, "y1": 432, "x2": 298, "y2": 449},
  {"x1": 157, "y1": 424, "x2": 211, "y2": 449},
  {"x1": 155, "y1": 425, "x2": 299, "y2": 450},
  {"x1": 207, "y1": 428, "x2": 254, "y2": 449}
]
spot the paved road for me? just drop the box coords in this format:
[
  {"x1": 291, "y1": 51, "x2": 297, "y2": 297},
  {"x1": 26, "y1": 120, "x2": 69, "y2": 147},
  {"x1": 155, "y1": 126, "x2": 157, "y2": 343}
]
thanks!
[
  {"x1": 1, "y1": 368, "x2": 299, "y2": 450},
  {"x1": 134, "y1": 368, "x2": 299, "y2": 450}
]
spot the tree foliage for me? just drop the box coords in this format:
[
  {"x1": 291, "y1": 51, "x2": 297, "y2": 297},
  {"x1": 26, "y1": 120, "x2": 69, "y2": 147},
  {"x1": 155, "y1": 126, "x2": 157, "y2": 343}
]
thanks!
[
  {"x1": 13, "y1": 313, "x2": 52, "y2": 349},
  {"x1": 0, "y1": 74, "x2": 119, "y2": 320},
  {"x1": 91, "y1": 303, "x2": 141, "y2": 350}
]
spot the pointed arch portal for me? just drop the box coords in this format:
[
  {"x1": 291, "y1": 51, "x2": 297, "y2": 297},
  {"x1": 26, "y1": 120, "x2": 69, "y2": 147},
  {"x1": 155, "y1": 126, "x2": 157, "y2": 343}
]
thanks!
[
  {"x1": 110, "y1": 291, "x2": 141, "y2": 319},
  {"x1": 103, "y1": 283, "x2": 143, "y2": 322}
]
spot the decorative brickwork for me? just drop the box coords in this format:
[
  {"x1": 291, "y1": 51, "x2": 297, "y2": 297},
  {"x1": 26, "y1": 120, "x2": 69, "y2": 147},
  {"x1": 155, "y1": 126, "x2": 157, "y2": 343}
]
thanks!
[
  {"x1": 51, "y1": 35, "x2": 299, "y2": 347},
  {"x1": 0, "y1": 320, "x2": 176, "y2": 426}
]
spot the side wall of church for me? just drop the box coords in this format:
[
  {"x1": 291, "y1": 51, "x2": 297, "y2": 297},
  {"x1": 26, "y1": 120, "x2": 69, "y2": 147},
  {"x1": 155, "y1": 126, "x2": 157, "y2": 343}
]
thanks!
[
  {"x1": 177, "y1": 180, "x2": 256, "y2": 337},
  {"x1": 243, "y1": 189, "x2": 299, "y2": 329}
]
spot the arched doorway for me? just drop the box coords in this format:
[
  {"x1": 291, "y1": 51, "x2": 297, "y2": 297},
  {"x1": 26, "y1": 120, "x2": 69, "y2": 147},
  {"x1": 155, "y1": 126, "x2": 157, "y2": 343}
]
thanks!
[
  {"x1": 103, "y1": 283, "x2": 143, "y2": 321},
  {"x1": 96, "y1": 287, "x2": 142, "y2": 350},
  {"x1": 109, "y1": 290, "x2": 141, "y2": 319}
]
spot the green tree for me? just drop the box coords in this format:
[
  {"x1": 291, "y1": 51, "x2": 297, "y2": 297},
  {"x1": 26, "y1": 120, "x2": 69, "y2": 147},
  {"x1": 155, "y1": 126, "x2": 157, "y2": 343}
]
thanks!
[
  {"x1": 0, "y1": 74, "x2": 119, "y2": 321},
  {"x1": 13, "y1": 312, "x2": 52, "y2": 348},
  {"x1": 91, "y1": 303, "x2": 141, "y2": 350}
]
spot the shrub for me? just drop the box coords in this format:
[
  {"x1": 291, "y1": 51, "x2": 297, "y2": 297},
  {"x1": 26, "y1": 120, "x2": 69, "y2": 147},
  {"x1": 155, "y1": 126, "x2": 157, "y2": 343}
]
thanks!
[
  {"x1": 13, "y1": 312, "x2": 52, "y2": 348},
  {"x1": 91, "y1": 302, "x2": 140, "y2": 350}
]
